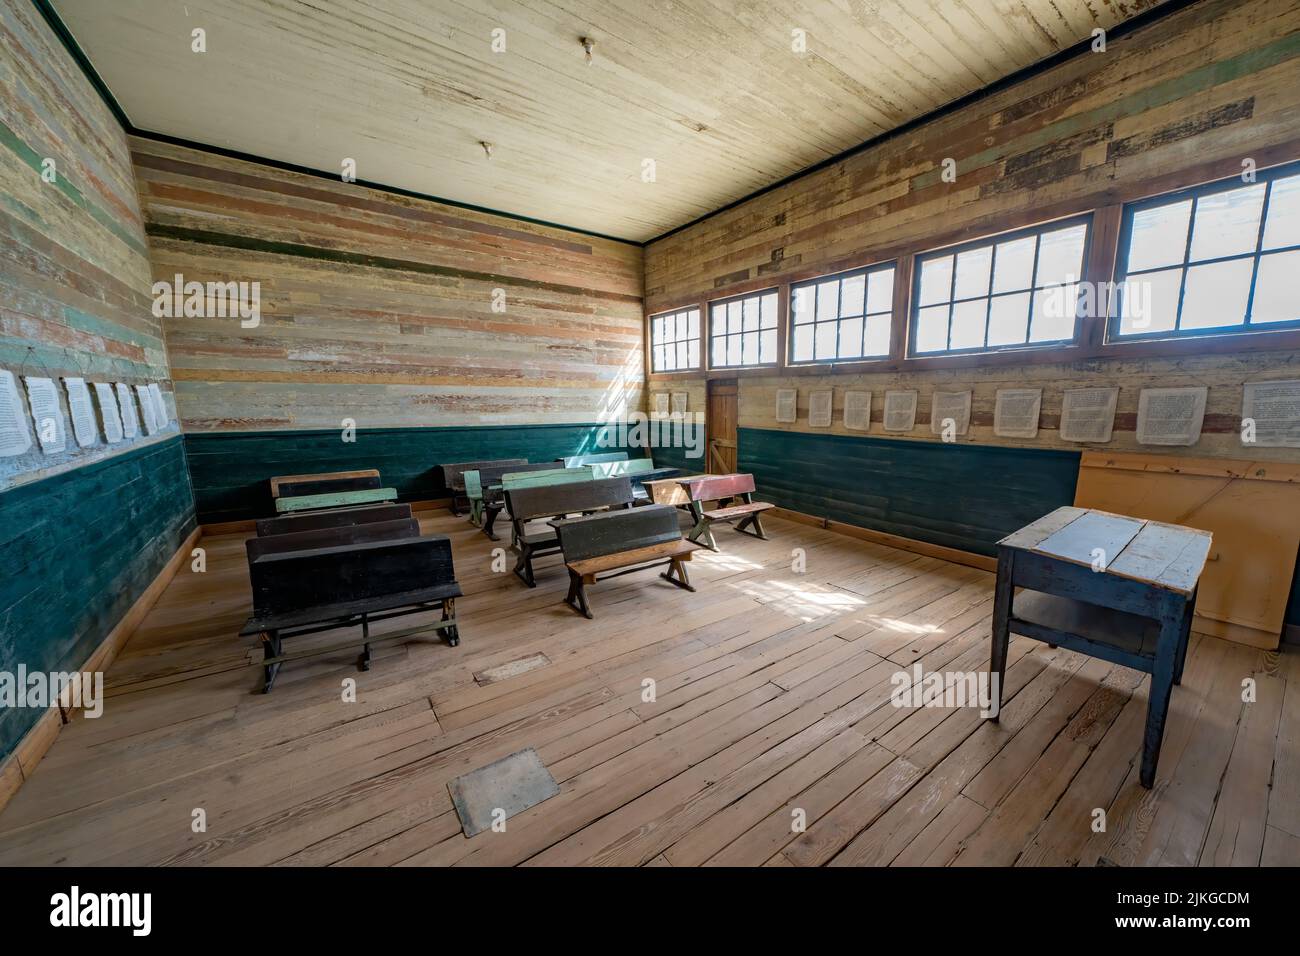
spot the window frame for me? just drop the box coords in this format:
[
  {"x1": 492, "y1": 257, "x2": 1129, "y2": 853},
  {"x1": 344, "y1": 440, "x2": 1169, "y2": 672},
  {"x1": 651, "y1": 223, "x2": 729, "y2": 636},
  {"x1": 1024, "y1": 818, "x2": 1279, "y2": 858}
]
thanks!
[
  {"x1": 788, "y1": 260, "x2": 898, "y2": 366},
  {"x1": 906, "y1": 214, "x2": 1094, "y2": 359},
  {"x1": 706, "y1": 287, "x2": 781, "y2": 370},
  {"x1": 648, "y1": 305, "x2": 702, "y2": 373},
  {"x1": 1108, "y1": 160, "x2": 1300, "y2": 344}
]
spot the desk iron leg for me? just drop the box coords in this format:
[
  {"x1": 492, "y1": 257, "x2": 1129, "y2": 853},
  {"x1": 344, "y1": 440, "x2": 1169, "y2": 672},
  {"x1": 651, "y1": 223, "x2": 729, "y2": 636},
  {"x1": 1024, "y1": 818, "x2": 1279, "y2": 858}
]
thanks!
[
  {"x1": 686, "y1": 501, "x2": 717, "y2": 551},
  {"x1": 987, "y1": 549, "x2": 1014, "y2": 721},
  {"x1": 359, "y1": 615, "x2": 372, "y2": 671},
  {"x1": 261, "y1": 630, "x2": 282, "y2": 694},
  {"x1": 483, "y1": 505, "x2": 501, "y2": 541},
  {"x1": 441, "y1": 598, "x2": 460, "y2": 646}
]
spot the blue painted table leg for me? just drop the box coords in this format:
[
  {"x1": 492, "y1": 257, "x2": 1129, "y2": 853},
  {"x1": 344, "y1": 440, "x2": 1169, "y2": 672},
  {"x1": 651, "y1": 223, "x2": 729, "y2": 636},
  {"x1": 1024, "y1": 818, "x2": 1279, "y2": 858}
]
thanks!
[
  {"x1": 1141, "y1": 610, "x2": 1185, "y2": 788},
  {"x1": 1173, "y1": 587, "x2": 1197, "y2": 687}
]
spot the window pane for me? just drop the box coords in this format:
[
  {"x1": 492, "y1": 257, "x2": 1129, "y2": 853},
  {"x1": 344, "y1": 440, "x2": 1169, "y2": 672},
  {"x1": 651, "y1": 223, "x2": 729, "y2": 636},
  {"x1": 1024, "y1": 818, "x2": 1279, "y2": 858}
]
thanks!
[
  {"x1": 866, "y1": 267, "x2": 893, "y2": 314},
  {"x1": 1035, "y1": 224, "x2": 1086, "y2": 286},
  {"x1": 816, "y1": 281, "x2": 839, "y2": 321},
  {"x1": 724, "y1": 300, "x2": 739, "y2": 333},
  {"x1": 1180, "y1": 259, "x2": 1252, "y2": 329},
  {"x1": 992, "y1": 235, "x2": 1036, "y2": 293},
  {"x1": 1127, "y1": 200, "x2": 1191, "y2": 272},
  {"x1": 687, "y1": 310, "x2": 699, "y2": 337},
  {"x1": 987, "y1": 293, "x2": 1030, "y2": 345},
  {"x1": 741, "y1": 332, "x2": 758, "y2": 366},
  {"x1": 792, "y1": 324, "x2": 813, "y2": 361},
  {"x1": 687, "y1": 340, "x2": 699, "y2": 367},
  {"x1": 814, "y1": 322, "x2": 837, "y2": 360},
  {"x1": 1117, "y1": 268, "x2": 1180, "y2": 336},
  {"x1": 653, "y1": 344, "x2": 665, "y2": 371},
  {"x1": 676, "y1": 341, "x2": 688, "y2": 368},
  {"x1": 792, "y1": 286, "x2": 814, "y2": 324},
  {"x1": 914, "y1": 305, "x2": 949, "y2": 352},
  {"x1": 1263, "y1": 175, "x2": 1300, "y2": 250},
  {"x1": 727, "y1": 335, "x2": 742, "y2": 366},
  {"x1": 1030, "y1": 282, "x2": 1078, "y2": 342},
  {"x1": 841, "y1": 274, "x2": 866, "y2": 317},
  {"x1": 949, "y1": 300, "x2": 986, "y2": 350},
  {"x1": 761, "y1": 293, "x2": 778, "y2": 327},
  {"x1": 711, "y1": 304, "x2": 724, "y2": 334},
  {"x1": 918, "y1": 255, "x2": 954, "y2": 306},
  {"x1": 954, "y1": 246, "x2": 992, "y2": 300},
  {"x1": 759, "y1": 329, "x2": 777, "y2": 362},
  {"x1": 863, "y1": 314, "x2": 890, "y2": 356},
  {"x1": 839, "y1": 316, "x2": 864, "y2": 358},
  {"x1": 1251, "y1": 250, "x2": 1300, "y2": 324},
  {"x1": 711, "y1": 336, "x2": 725, "y2": 367},
  {"x1": 1190, "y1": 184, "x2": 1266, "y2": 262},
  {"x1": 742, "y1": 297, "x2": 759, "y2": 331}
]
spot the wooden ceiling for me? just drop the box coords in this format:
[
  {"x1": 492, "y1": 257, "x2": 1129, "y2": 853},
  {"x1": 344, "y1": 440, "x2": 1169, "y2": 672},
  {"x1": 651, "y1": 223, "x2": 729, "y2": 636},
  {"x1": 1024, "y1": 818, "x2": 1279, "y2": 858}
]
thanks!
[{"x1": 51, "y1": 0, "x2": 1167, "y2": 242}]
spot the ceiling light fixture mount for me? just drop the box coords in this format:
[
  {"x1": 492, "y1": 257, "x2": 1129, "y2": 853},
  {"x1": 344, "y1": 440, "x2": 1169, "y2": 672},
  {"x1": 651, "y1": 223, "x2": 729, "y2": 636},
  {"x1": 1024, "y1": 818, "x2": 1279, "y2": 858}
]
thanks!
[{"x1": 580, "y1": 36, "x2": 595, "y2": 64}]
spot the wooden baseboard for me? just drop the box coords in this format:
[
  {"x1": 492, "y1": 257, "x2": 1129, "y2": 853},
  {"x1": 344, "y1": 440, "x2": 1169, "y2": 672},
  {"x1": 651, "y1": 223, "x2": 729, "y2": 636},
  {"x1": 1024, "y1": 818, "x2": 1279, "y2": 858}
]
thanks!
[
  {"x1": 767, "y1": 507, "x2": 998, "y2": 573},
  {"x1": 201, "y1": 497, "x2": 453, "y2": 536},
  {"x1": 0, "y1": 524, "x2": 202, "y2": 816}
]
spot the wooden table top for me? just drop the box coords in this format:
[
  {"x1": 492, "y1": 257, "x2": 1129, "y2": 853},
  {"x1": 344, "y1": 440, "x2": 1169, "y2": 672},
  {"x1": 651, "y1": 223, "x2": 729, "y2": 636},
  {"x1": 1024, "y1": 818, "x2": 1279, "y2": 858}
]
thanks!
[{"x1": 999, "y1": 506, "x2": 1212, "y2": 595}]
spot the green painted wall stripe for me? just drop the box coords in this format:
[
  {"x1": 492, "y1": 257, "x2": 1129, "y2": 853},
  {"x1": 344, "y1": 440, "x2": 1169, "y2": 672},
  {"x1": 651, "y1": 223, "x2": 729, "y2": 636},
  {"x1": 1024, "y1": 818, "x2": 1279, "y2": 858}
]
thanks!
[
  {"x1": 0, "y1": 116, "x2": 149, "y2": 256},
  {"x1": 0, "y1": 435, "x2": 196, "y2": 760},
  {"x1": 145, "y1": 225, "x2": 643, "y2": 303},
  {"x1": 738, "y1": 426, "x2": 1080, "y2": 557}
]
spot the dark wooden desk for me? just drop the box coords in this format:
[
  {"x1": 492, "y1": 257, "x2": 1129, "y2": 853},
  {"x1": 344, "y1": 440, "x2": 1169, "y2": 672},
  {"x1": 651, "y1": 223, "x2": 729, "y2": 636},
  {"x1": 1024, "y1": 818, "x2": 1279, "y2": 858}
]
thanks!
[{"x1": 991, "y1": 506, "x2": 1212, "y2": 788}]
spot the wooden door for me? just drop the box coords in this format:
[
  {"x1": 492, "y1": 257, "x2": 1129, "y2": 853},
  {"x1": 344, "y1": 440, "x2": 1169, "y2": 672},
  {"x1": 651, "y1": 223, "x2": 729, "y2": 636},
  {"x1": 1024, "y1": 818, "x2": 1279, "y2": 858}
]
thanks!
[{"x1": 707, "y1": 380, "x2": 738, "y2": 474}]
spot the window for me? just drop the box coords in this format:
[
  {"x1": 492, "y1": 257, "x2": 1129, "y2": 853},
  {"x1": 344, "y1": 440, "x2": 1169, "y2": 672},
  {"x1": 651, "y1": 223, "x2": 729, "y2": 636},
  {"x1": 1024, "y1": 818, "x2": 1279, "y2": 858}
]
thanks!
[
  {"x1": 910, "y1": 217, "x2": 1090, "y2": 356},
  {"x1": 709, "y1": 290, "x2": 778, "y2": 368},
  {"x1": 789, "y1": 262, "x2": 895, "y2": 363},
  {"x1": 1111, "y1": 163, "x2": 1300, "y2": 340},
  {"x1": 650, "y1": 306, "x2": 700, "y2": 372}
]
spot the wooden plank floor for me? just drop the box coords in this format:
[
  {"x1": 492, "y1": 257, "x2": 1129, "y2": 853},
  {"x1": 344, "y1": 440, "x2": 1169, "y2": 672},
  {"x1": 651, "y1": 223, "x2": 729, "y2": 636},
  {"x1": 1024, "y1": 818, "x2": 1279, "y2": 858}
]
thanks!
[{"x1": 1, "y1": 510, "x2": 1296, "y2": 867}]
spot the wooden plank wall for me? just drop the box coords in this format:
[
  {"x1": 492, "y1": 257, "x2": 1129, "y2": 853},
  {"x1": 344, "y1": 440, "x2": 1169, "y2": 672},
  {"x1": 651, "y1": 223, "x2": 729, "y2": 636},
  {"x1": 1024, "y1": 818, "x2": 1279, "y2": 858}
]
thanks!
[
  {"x1": 131, "y1": 138, "x2": 646, "y2": 431},
  {"x1": 0, "y1": 0, "x2": 179, "y2": 487},
  {"x1": 644, "y1": 0, "x2": 1300, "y2": 464},
  {"x1": 0, "y1": 0, "x2": 197, "y2": 764}
]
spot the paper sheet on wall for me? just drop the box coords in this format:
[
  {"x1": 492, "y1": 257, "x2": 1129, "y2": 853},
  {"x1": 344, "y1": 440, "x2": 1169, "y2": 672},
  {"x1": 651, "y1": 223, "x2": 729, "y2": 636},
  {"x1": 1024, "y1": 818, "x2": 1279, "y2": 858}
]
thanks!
[
  {"x1": 1137, "y1": 386, "x2": 1207, "y2": 446},
  {"x1": 670, "y1": 392, "x2": 687, "y2": 416},
  {"x1": 115, "y1": 382, "x2": 139, "y2": 438},
  {"x1": 136, "y1": 384, "x2": 159, "y2": 435},
  {"x1": 63, "y1": 376, "x2": 98, "y2": 448},
  {"x1": 94, "y1": 383, "x2": 124, "y2": 443},
  {"x1": 1242, "y1": 380, "x2": 1300, "y2": 448},
  {"x1": 808, "y1": 390, "x2": 833, "y2": 427},
  {"x1": 148, "y1": 383, "x2": 169, "y2": 425},
  {"x1": 652, "y1": 392, "x2": 669, "y2": 418},
  {"x1": 24, "y1": 376, "x2": 66, "y2": 453},
  {"x1": 883, "y1": 390, "x2": 917, "y2": 432},
  {"x1": 994, "y1": 388, "x2": 1042, "y2": 439},
  {"x1": 0, "y1": 369, "x2": 33, "y2": 457},
  {"x1": 844, "y1": 391, "x2": 871, "y2": 431},
  {"x1": 775, "y1": 389, "x2": 797, "y2": 424},
  {"x1": 1060, "y1": 386, "x2": 1119, "y2": 443},
  {"x1": 929, "y1": 390, "x2": 971, "y2": 437}
]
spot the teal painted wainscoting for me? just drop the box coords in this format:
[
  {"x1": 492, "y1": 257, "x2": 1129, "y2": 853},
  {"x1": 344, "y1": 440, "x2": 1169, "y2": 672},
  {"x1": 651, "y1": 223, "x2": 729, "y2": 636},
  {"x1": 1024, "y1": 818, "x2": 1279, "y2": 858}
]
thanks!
[
  {"x1": 185, "y1": 423, "x2": 647, "y2": 524},
  {"x1": 739, "y1": 427, "x2": 1081, "y2": 557},
  {"x1": 0, "y1": 436, "x2": 197, "y2": 760},
  {"x1": 647, "y1": 421, "x2": 707, "y2": 474}
]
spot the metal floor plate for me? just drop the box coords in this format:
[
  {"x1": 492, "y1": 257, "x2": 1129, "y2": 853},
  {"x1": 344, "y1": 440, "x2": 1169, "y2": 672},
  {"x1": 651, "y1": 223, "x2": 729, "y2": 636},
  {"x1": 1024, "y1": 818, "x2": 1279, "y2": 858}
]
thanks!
[{"x1": 448, "y1": 747, "x2": 560, "y2": 837}]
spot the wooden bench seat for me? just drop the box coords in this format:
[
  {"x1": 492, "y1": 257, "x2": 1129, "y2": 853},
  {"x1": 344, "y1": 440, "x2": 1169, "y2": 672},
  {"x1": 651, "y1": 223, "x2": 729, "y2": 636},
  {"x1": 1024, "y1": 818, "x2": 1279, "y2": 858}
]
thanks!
[
  {"x1": 680, "y1": 473, "x2": 772, "y2": 550},
  {"x1": 274, "y1": 487, "x2": 398, "y2": 514},
  {"x1": 553, "y1": 504, "x2": 700, "y2": 618},
  {"x1": 700, "y1": 500, "x2": 775, "y2": 521},
  {"x1": 240, "y1": 533, "x2": 462, "y2": 691},
  {"x1": 567, "y1": 538, "x2": 699, "y2": 578},
  {"x1": 503, "y1": 476, "x2": 632, "y2": 586},
  {"x1": 441, "y1": 459, "x2": 526, "y2": 516},
  {"x1": 473, "y1": 460, "x2": 585, "y2": 535},
  {"x1": 269, "y1": 469, "x2": 379, "y2": 498}
]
